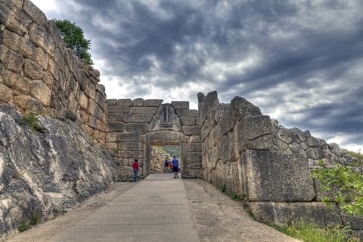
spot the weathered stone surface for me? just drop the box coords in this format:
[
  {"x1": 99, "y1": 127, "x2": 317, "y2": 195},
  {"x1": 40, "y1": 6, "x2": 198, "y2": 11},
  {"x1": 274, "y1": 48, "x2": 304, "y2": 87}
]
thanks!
[
  {"x1": 107, "y1": 105, "x2": 130, "y2": 113},
  {"x1": 183, "y1": 126, "x2": 200, "y2": 136},
  {"x1": 0, "y1": 104, "x2": 116, "y2": 237},
  {"x1": 188, "y1": 143, "x2": 201, "y2": 152},
  {"x1": 180, "y1": 117, "x2": 196, "y2": 126},
  {"x1": 125, "y1": 123, "x2": 149, "y2": 134},
  {"x1": 0, "y1": 2, "x2": 31, "y2": 35},
  {"x1": 2, "y1": 29, "x2": 35, "y2": 59},
  {"x1": 0, "y1": 83, "x2": 13, "y2": 103},
  {"x1": 29, "y1": 23, "x2": 54, "y2": 53},
  {"x1": 78, "y1": 92, "x2": 88, "y2": 110},
  {"x1": 24, "y1": 59, "x2": 44, "y2": 80},
  {"x1": 171, "y1": 101, "x2": 189, "y2": 109},
  {"x1": 116, "y1": 99, "x2": 132, "y2": 106},
  {"x1": 119, "y1": 142, "x2": 143, "y2": 151},
  {"x1": 0, "y1": 44, "x2": 24, "y2": 73},
  {"x1": 242, "y1": 150, "x2": 315, "y2": 202},
  {"x1": 130, "y1": 106, "x2": 158, "y2": 114},
  {"x1": 132, "y1": 98, "x2": 144, "y2": 106},
  {"x1": 29, "y1": 80, "x2": 51, "y2": 106},
  {"x1": 176, "y1": 109, "x2": 199, "y2": 117},
  {"x1": 107, "y1": 113, "x2": 124, "y2": 121},
  {"x1": 187, "y1": 152, "x2": 202, "y2": 162},
  {"x1": 144, "y1": 99, "x2": 162, "y2": 107},
  {"x1": 106, "y1": 121, "x2": 125, "y2": 132},
  {"x1": 23, "y1": 0, "x2": 48, "y2": 27},
  {"x1": 123, "y1": 113, "x2": 154, "y2": 123},
  {"x1": 249, "y1": 202, "x2": 342, "y2": 227},
  {"x1": 3, "y1": 70, "x2": 31, "y2": 94},
  {"x1": 117, "y1": 131, "x2": 142, "y2": 142},
  {"x1": 34, "y1": 47, "x2": 49, "y2": 70}
]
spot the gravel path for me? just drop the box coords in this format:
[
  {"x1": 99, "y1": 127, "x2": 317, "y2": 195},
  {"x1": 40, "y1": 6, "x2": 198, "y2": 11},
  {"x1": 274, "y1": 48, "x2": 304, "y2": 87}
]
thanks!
[{"x1": 5, "y1": 180, "x2": 300, "y2": 242}]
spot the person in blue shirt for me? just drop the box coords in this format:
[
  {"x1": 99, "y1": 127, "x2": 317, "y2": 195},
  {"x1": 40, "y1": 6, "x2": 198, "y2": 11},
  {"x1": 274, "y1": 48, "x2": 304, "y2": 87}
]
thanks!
[{"x1": 171, "y1": 156, "x2": 179, "y2": 178}]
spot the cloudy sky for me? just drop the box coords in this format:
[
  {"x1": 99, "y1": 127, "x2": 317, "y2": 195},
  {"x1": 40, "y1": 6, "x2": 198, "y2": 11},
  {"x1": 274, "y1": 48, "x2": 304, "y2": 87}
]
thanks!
[{"x1": 31, "y1": 0, "x2": 363, "y2": 152}]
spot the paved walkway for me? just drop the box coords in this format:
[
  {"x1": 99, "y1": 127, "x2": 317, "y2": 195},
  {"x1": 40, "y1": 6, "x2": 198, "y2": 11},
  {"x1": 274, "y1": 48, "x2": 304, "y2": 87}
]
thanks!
[{"x1": 8, "y1": 174, "x2": 199, "y2": 242}]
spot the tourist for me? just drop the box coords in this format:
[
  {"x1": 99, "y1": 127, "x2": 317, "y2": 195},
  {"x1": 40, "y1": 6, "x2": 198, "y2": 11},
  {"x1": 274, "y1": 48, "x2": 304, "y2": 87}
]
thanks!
[
  {"x1": 169, "y1": 160, "x2": 173, "y2": 173},
  {"x1": 132, "y1": 159, "x2": 139, "y2": 182},
  {"x1": 171, "y1": 156, "x2": 179, "y2": 178},
  {"x1": 164, "y1": 158, "x2": 169, "y2": 173}
]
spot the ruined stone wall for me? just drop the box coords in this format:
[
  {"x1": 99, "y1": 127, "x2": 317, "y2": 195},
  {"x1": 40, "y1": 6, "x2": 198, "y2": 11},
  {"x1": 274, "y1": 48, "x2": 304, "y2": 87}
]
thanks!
[
  {"x1": 105, "y1": 98, "x2": 201, "y2": 179},
  {"x1": 0, "y1": 0, "x2": 107, "y2": 143},
  {"x1": 199, "y1": 91, "x2": 362, "y2": 236}
]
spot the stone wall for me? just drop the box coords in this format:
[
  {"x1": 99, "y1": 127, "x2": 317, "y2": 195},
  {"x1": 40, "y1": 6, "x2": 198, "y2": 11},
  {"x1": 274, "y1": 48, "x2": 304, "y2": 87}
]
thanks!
[
  {"x1": 105, "y1": 98, "x2": 201, "y2": 179},
  {"x1": 198, "y1": 91, "x2": 362, "y2": 236},
  {"x1": 0, "y1": 0, "x2": 107, "y2": 143},
  {"x1": 0, "y1": 104, "x2": 116, "y2": 240}
]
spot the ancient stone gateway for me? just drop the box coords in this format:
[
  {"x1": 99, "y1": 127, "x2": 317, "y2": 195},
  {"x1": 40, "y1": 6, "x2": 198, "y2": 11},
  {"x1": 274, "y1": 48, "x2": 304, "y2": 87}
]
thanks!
[{"x1": 105, "y1": 99, "x2": 202, "y2": 179}]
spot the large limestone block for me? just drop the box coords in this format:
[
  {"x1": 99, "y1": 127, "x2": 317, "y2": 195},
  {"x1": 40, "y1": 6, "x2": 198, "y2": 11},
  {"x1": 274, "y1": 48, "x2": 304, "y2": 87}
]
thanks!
[
  {"x1": 118, "y1": 142, "x2": 143, "y2": 151},
  {"x1": 187, "y1": 152, "x2": 202, "y2": 162},
  {"x1": 13, "y1": 95, "x2": 42, "y2": 112},
  {"x1": 125, "y1": 123, "x2": 149, "y2": 134},
  {"x1": 107, "y1": 113, "x2": 124, "y2": 121},
  {"x1": 143, "y1": 130, "x2": 188, "y2": 143},
  {"x1": 34, "y1": 47, "x2": 49, "y2": 70},
  {"x1": 180, "y1": 117, "x2": 196, "y2": 126},
  {"x1": 0, "y1": 45, "x2": 24, "y2": 73},
  {"x1": 107, "y1": 105, "x2": 129, "y2": 113},
  {"x1": 249, "y1": 202, "x2": 342, "y2": 227},
  {"x1": 123, "y1": 113, "x2": 154, "y2": 123},
  {"x1": 129, "y1": 106, "x2": 158, "y2": 114},
  {"x1": 24, "y1": 59, "x2": 44, "y2": 80},
  {"x1": 23, "y1": 0, "x2": 48, "y2": 27},
  {"x1": 144, "y1": 99, "x2": 162, "y2": 107},
  {"x1": 3, "y1": 70, "x2": 30, "y2": 94},
  {"x1": 231, "y1": 96, "x2": 262, "y2": 120},
  {"x1": 78, "y1": 92, "x2": 88, "y2": 110},
  {"x1": 0, "y1": 83, "x2": 13, "y2": 103},
  {"x1": 242, "y1": 150, "x2": 315, "y2": 202},
  {"x1": 0, "y1": 1, "x2": 32, "y2": 35},
  {"x1": 29, "y1": 23, "x2": 54, "y2": 54},
  {"x1": 176, "y1": 109, "x2": 199, "y2": 117},
  {"x1": 198, "y1": 91, "x2": 219, "y2": 126},
  {"x1": 171, "y1": 101, "x2": 189, "y2": 109},
  {"x1": 106, "y1": 121, "x2": 125, "y2": 132},
  {"x1": 183, "y1": 126, "x2": 199, "y2": 136},
  {"x1": 188, "y1": 143, "x2": 201, "y2": 152},
  {"x1": 29, "y1": 80, "x2": 51, "y2": 106},
  {"x1": 117, "y1": 99, "x2": 132, "y2": 106},
  {"x1": 117, "y1": 131, "x2": 142, "y2": 142},
  {"x1": 237, "y1": 115, "x2": 273, "y2": 151},
  {"x1": 2, "y1": 29, "x2": 35, "y2": 59},
  {"x1": 132, "y1": 98, "x2": 144, "y2": 106}
]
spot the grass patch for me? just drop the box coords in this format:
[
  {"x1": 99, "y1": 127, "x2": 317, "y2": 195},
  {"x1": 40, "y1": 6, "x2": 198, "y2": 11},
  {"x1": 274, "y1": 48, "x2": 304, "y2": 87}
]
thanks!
[
  {"x1": 18, "y1": 219, "x2": 30, "y2": 232},
  {"x1": 271, "y1": 220, "x2": 359, "y2": 242},
  {"x1": 21, "y1": 112, "x2": 40, "y2": 131}
]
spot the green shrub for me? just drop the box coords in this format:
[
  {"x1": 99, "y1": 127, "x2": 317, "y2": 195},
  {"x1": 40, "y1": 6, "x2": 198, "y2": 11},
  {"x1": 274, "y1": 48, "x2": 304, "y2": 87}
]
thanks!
[
  {"x1": 21, "y1": 112, "x2": 40, "y2": 131},
  {"x1": 272, "y1": 220, "x2": 359, "y2": 242},
  {"x1": 18, "y1": 219, "x2": 30, "y2": 232}
]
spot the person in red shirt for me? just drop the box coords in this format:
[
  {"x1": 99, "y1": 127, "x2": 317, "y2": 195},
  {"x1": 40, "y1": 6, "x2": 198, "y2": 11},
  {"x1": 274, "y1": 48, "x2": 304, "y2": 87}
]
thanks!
[
  {"x1": 169, "y1": 160, "x2": 173, "y2": 173},
  {"x1": 132, "y1": 159, "x2": 139, "y2": 182}
]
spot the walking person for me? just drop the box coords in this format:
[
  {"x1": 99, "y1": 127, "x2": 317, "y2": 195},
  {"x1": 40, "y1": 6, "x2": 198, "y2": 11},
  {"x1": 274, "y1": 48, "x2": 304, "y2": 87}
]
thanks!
[
  {"x1": 132, "y1": 159, "x2": 139, "y2": 182},
  {"x1": 171, "y1": 156, "x2": 179, "y2": 178},
  {"x1": 164, "y1": 158, "x2": 169, "y2": 173}
]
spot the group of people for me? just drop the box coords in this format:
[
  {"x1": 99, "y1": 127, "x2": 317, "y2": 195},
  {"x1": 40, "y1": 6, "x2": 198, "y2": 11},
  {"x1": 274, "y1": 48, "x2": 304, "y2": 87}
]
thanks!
[
  {"x1": 163, "y1": 156, "x2": 179, "y2": 178},
  {"x1": 131, "y1": 156, "x2": 180, "y2": 182}
]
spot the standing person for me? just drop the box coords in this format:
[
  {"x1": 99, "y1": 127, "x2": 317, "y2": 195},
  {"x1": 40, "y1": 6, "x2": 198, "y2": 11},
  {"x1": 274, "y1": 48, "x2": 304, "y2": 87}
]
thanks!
[
  {"x1": 164, "y1": 158, "x2": 169, "y2": 173},
  {"x1": 132, "y1": 159, "x2": 139, "y2": 182},
  {"x1": 169, "y1": 160, "x2": 173, "y2": 173},
  {"x1": 171, "y1": 156, "x2": 179, "y2": 178}
]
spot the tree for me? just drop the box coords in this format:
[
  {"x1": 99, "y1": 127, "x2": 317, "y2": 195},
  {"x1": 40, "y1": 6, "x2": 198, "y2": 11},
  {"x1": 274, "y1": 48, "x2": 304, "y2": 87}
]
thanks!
[{"x1": 52, "y1": 19, "x2": 94, "y2": 65}]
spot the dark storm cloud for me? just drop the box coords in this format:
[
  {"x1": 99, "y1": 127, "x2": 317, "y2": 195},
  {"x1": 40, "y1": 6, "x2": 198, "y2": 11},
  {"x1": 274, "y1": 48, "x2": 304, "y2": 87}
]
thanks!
[{"x1": 37, "y1": 0, "x2": 363, "y2": 149}]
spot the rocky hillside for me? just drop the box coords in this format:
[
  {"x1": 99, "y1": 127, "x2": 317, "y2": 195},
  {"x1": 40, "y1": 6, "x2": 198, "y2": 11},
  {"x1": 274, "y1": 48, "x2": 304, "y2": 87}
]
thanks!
[{"x1": 0, "y1": 104, "x2": 117, "y2": 240}]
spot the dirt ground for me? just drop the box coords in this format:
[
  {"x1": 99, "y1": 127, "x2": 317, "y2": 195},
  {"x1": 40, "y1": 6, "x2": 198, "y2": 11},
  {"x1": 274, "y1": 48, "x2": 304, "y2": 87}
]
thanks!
[{"x1": 5, "y1": 180, "x2": 300, "y2": 242}]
